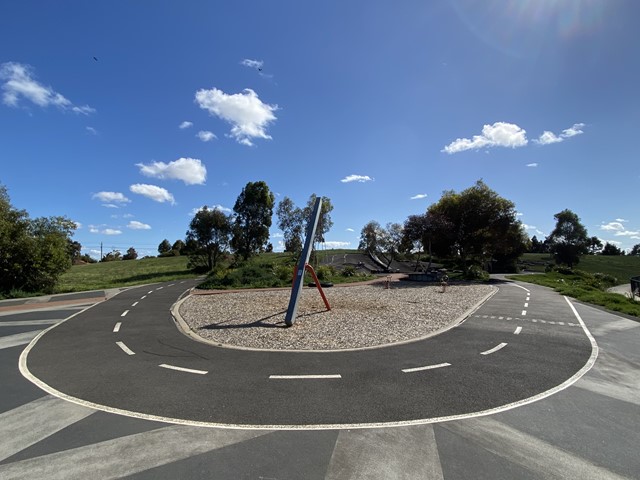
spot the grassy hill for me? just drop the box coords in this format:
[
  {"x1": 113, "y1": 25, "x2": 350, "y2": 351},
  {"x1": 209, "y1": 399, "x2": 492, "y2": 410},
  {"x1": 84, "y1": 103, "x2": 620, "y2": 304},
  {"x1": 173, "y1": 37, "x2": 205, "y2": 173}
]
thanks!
[
  {"x1": 520, "y1": 253, "x2": 640, "y2": 284},
  {"x1": 55, "y1": 256, "x2": 196, "y2": 293}
]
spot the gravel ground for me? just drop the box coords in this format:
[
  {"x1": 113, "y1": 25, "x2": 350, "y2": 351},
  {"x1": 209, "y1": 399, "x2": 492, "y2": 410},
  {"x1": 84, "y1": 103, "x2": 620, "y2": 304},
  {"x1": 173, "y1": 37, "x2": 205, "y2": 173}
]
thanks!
[{"x1": 179, "y1": 282, "x2": 496, "y2": 350}]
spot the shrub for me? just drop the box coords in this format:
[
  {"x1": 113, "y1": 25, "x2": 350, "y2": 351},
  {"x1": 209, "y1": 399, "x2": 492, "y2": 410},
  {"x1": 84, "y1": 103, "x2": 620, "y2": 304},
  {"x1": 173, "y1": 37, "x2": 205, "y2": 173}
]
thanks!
[{"x1": 341, "y1": 265, "x2": 357, "y2": 277}]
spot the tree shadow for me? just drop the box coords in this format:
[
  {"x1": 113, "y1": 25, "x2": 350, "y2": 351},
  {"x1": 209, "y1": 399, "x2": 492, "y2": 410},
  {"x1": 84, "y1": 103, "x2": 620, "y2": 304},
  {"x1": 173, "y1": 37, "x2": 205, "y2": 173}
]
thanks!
[{"x1": 200, "y1": 307, "x2": 330, "y2": 331}]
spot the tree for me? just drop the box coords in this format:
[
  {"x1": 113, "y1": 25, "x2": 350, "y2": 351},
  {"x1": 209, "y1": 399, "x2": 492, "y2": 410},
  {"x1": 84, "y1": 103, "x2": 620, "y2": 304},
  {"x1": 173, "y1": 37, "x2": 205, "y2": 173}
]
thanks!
[
  {"x1": 172, "y1": 239, "x2": 185, "y2": 255},
  {"x1": 587, "y1": 236, "x2": 603, "y2": 254},
  {"x1": 302, "y1": 194, "x2": 334, "y2": 245},
  {"x1": 123, "y1": 247, "x2": 138, "y2": 260},
  {"x1": 276, "y1": 197, "x2": 304, "y2": 255},
  {"x1": 631, "y1": 244, "x2": 640, "y2": 256},
  {"x1": 601, "y1": 242, "x2": 623, "y2": 256},
  {"x1": 101, "y1": 250, "x2": 121, "y2": 262},
  {"x1": 186, "y1": 206, "x2": 232, "y2": 271},
  {"x1": 158, "y1": 239, "x2": 172, "y2": 256},
  {"x1": 231, "y1": 181, "x2": 275, "y2": 260},
  {"x1": 0, "y1": 185, "x2": 77, "y2": 294},
  {"x1": 402, "y1": 214, "x2": 436, "y2": 270},
  {"x1": 426, "y1": 180, "x2": 527, "y2": 274},
  {"x1": 358, "y1": 221, "x2": 404, "y2": 270},
  {"x1": 68, "y1": 240, "x2": 82, "y2": 263},
  {"x1": 546, "y1": 209, "x2": 589, "y2": 268}
]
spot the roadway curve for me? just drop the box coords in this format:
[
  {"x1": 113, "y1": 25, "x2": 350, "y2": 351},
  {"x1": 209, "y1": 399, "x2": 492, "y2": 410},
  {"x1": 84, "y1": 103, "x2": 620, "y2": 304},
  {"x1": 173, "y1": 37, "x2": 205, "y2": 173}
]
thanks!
[{"x1": 21, "y1": 279, "x2": 595, "y2": 428}]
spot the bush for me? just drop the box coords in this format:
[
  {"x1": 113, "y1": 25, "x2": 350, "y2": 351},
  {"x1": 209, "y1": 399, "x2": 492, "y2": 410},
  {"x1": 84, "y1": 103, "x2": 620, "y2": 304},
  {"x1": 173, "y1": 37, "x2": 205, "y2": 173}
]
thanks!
[
  {"x1": 316, "y1": 265, "x2": 336, "y2": 280},
  {"x1": 464, "y1": 265, "x2": 489, "y2": 281},
  {"x1": 341, "y1": 265, "x2": 357, "y2": 277}
]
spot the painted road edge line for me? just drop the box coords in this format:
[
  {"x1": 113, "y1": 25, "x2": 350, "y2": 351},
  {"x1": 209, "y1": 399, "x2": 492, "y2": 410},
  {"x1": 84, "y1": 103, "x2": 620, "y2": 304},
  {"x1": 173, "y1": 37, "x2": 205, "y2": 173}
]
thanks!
[
  {"x1": 481, "y1": 342, "x2": 507, "y2": 355},
  {"x1": 116, "y1": 341, "x2": 135, "y2": 355},
  {"x1": 269, "y1": 374, "x2": 342, "y2": 379},
  {"x1": 113, "y1": 322, "x2": 121, "y2": 333},
  {"x1": 159, "y1": 364, "x2": 208, "y2": 375},
  {"x1": 402, "y1": 362, "x2": 451, "y2": 373}
]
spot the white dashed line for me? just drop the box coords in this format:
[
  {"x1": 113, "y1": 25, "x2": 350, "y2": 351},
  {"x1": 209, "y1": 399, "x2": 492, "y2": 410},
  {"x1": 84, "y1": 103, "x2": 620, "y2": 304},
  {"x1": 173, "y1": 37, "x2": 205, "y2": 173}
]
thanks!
[
  {"x1": 116, "y1": 341, "x2": 135, "y2": 355},
  {"x1": 159, "y1": 364, "x2": 208, "y2": 375},
  {"x1": 514, "y1": 326, "x2": 522, "y2": 335},
  {"x1": 156, "y1": 287, "x2": 163, "y2": 290},
  {"x1": 269, "y1": 374, "x2": 342, "y2": 380},
  {"x1": 521, "y1": 310, "x2": 527, "y2": 316},
  {"x1": 141, "y1": 295, "x2": 147, "y2": 300},
  {"x1": 121, "y1": 310, "x2": 129, "y2": 317},
  {"x1": 402, "y1": 363, "x2": 451, "y2": 373},
  {"x1": 524, "y1": 303, "x2": 529, "y2": 308},
  {"x1": 113, "y1": 322, "x2": 121, "y2": 333},
  {"x1": 168, "y1": 284, "x2": 175, "y2": 287},
  {"x1": 148, "y1": 291, "x2": 153, "y2": 295},
  {"x1": 131, "y1": 302, "x2": 138, "y2": 307},
  {"x1": 481, "y1": 343, "x2": 508, "y2": 355}
]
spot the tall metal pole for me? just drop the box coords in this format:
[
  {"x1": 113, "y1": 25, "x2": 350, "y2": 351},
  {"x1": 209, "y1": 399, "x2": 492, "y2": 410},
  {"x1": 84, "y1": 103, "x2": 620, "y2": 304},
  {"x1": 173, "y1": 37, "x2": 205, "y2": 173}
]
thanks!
[{"x1": 285, "y1": 197, "x2": 322, "y2": 327}]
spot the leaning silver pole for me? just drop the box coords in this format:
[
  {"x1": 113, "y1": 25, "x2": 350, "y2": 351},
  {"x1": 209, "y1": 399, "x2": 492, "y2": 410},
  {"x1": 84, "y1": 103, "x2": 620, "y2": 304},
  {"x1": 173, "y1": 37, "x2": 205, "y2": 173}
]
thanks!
[{"x1": 285, "y1": 197, "x2": 322, "y2": 327}]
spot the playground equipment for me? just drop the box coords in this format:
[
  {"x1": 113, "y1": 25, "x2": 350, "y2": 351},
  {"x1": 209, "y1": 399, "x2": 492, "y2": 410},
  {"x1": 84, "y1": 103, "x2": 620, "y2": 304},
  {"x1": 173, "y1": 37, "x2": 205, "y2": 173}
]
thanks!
[{"x1": 285, "y1": 197, "x2": 331, "y2": 326}]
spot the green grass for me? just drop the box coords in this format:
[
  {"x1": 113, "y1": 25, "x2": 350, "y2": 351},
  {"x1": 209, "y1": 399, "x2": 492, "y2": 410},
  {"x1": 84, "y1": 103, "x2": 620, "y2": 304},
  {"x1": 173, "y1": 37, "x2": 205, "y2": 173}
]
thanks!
[
  {"x1": 55, "y1": 256, "x2": 197, "y2": 293},
  {"x1": 520, "y1": 253, "x2": 640, "y2": 284},
  {"x1": 508, "y1": 270, "x2": 640, "y2": 318}
]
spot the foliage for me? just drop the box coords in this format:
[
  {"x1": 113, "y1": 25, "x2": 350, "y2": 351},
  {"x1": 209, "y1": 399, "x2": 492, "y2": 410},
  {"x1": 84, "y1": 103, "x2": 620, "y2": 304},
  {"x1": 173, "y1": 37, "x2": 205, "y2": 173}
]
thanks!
[
  {"x1": 426, "y1": 180, "x2": 527, "y2": 274},
  {"x1": 231, "y1": 181, "x2": 275, "y2": 260},
  {"x1": 521, "y1": 253, "x2": 640, "y2": 283},
  {"x1": 303, "y1": 194, "x2": 334, "y2": 244},
  {"x1": 172, "y1": 239, "x2": 186, "y2": 255},
  {"x1": 601, "y1": 242, "x2": 624, "y2": 256},
  {"x1": 632, "y1": 244, "x2": 640, "y2": 256},
  {"x1": 122, "y1": 247, "x2": 138, "y2": 260},
  {"x1": 587, "y1": 236, "x2": 603, "y2": 254},
  {"x1": 546, "y1": 209, "x2": 589, "y2": 268},
  {"x1": 158, "y1": 239, "x2": 172, "y2": 255},
  {"x1": 0, "y1": 185, "x2": 77, "y2": 295},
  {"x1": 68, "y1": 240, "x2": 82, "y2": 262},
  {"x1": 101, "y1": 250, "x2": 121, "y2": 262},
  {"x1": 276, "y1": 196, "x2": 304, "y2": 255},
  {"x1": 186, "y1": 206, "x2": 232, "y2": 272},
  {"x1": 79, "y1": 254, "x2": 97, "y2": 264}
]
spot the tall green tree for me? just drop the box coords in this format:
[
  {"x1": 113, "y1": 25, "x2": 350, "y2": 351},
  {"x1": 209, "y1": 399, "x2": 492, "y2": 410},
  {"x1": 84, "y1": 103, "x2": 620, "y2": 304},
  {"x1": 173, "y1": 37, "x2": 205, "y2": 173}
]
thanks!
[
  {"x1": 123, "y1": 247, "x2": 138, "y2": 260},
  {"x1": 546, "y1": 209, "x2": 589, "y2": 268},
  {"x1": 302, "y1": 194, "x2": 334, "y2": 245},
  {"x1": 426, "y1": 180, "x2": 527, "y2": 274},
  {"x1": 231, "y1": 181, "x2": 275, "y2": 260},
  {"x1": 186, "y1": 207, "x2": 232, "y2": 271},
  {"x1": 0, "y1": 185, "x2": 76, "y2": 294},
  {"x1": 631, "y1": 244, "x2": 640, "y2": 256},
  {"x1": 276, "y1": 197, "x2": 304, "y2": 255},
  {"x1": 358, "y1": 221, "x2": 404, "y2": 270},
  {"x1": 601, "y1": 242, "x2": 623, "y2": 256},
  {"x1": 158, "y1": 239, "x2": 172, "y2": 256},
  {"x1": 587, "y1": 236, "x2": 603, "y2": 254}
]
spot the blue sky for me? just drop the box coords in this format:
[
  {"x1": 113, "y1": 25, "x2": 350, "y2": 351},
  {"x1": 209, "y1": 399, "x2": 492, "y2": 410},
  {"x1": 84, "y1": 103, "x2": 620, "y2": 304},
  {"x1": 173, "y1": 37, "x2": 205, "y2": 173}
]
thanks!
[{"x1": 1, "y1": 0, "x2": 639, "y2": 258}]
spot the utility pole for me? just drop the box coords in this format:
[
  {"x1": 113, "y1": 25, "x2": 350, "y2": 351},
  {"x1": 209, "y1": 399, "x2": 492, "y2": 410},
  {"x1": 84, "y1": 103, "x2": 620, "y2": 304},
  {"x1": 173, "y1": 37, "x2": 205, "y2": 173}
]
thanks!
[{"x1": 100, "y1": 242, "x2": 103, "y2": 261}]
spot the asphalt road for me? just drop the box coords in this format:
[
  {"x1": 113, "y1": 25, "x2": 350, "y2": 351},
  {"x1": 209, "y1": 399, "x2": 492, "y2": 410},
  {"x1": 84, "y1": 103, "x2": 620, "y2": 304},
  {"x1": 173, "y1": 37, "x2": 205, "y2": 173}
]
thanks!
[{"x1": 0, "y1": 280, "x2": 638, "y2": 478}]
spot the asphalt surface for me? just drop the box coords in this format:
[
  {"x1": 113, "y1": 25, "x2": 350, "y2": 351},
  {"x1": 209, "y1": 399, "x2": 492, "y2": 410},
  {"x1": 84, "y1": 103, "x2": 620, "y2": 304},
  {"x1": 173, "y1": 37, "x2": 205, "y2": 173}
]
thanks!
[
  {"x1": 21, "y1": 279, "x2": 593, "y2": 427},
  {"x1": 0, "y1": 280, "x2": 638, "y2": 478}
]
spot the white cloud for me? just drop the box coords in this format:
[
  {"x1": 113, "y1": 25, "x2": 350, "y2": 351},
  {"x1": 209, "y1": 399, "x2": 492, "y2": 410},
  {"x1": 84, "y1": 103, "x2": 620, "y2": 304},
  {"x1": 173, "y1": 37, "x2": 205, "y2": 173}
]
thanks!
[
  {"x1": 241, "y1": 59, "x2": 264, "y2": 70},
  {"x1": 410, "y1": 193, "x2": 428, "y2": 200},
  {"x1": 136, "y1": 157, "x2": 207, "y2": 185},
  {"x1": 341, "y1": 174, "x2": 373, "y2": 183},
  {"x1": 442, "y1": 122, "x2": 528, "y2": 154},
  {"x1": 102, "y1": 204, "x2": 119, "y2": 209},
  {"x1": 92, "y1": 191, "x2": 131, "y2": 204},
  {"x1": 535, "y1": 131, "x2": 563, "y2": 145},
  {"x1": 129, "y1": 184, "x2": 175, "y2": 205},
  {"x1": 534, "y1": 123, "x2": 585, "y2": 145},
  {"x1": 88, "y1": 224, "x2": 122, "y2": 235},
  {"x1": 526, "y1": 163, "x2": 538, "y2": 167},
  {"x1": 516, "y1": 212, "x2": 523, "y2": 217},
  {"x1": 74, "y1": 221, "x2": 82, "y2": 229},
  {"x1": 179, "y1": 121, "x2": 193, "y2": 129},
  {"x1": 600, "y1": 222, "x2": 625, "y2": 231},
  {"x1": 86, "y1": 126, "x2": 97, "y2": 135},
  {"x1": 346, "y1": 228, "x2": 355, "y2": 232},
  {"x1": 189, "y1": 204, "x2": 232, "y2": 216},
  {"x1": 196, "y1": 130, "x2": 216, "y2": 142},
  {"x1": 323, "y1": 241, "x2": 351, "y2": 248},
  {"x1": 127, "y1": 220, "x2": 151, "y2": 230},
  {"x1": 0, "y1": 62, "x2": 94, "y2": 114},
  {"x1": 523, "y1": 224, "x2": 537, "y2": 230},
  {"x1": 123, "y1": 213, "x2": 134, "y2": 218},
  {"x1": 194, "y1": 87, "x2": 277, "y2": 146},
  {"x1": 615, "y1": 218, "x2": 628, "y2": 223},
  {"x1": 615, "y1": 230, "x2": 639, "y2": 237},
  {"x1": 561, "y1": 123, "x2": 585, "y2": 138},
  {"x1": 103, "y1": 229, "x2": 122, "y2": 235}
]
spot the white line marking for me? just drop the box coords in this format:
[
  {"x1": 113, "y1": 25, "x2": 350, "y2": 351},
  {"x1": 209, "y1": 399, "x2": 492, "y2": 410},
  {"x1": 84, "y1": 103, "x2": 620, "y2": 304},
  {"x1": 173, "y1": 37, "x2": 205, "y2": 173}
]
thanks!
[
  {"x1": 148, "y1": 291, "x2": 153, "y2": 294},
  {"x1": 514, "y1": 326, "x2": 522, "y2": 335},
  {"x1": 269, "y1": 374, "x2": 342, "y2": 379},
  {"x1": 558, "y1": 322, "x2": 565, "y2": 326},
  {"x1": 113, "y1": 322, "x2": 121, "y2": 333},
  {"x1": 506, "y1": 317, "x2": 512, "y2": 320},
  {"x1": 402, "y1": 363, "x2": 451, "y2": 373},
  {"x1": 526, "y1": 296, "x2": 530, "y2": 301},
  {"x1": 159, "y1": 364, "x2": 208, "y2": 375},
  {"x1": 168, "y1": 284, "x2": 175, "y2": 287},
  {"x1": 481, "y1": 343, "x2": 507, "y2": 355},
  {"x1": 131, "y1": 302, "x2": 138, "y2": 307},
  {"x1": 156, "y1": 287, "x2": 163, "y2": 290},
  {"x1": 116, "y1": 341, "x2": 135, "y2": 355},
  {"x1": 141, "y1": 295, "x2": 147, "y2": 300},
  {"x1": 498, "y1": 316, "x2": 504, "y2": 320},
  {"x1": 121, "y1": 310, "x2": 129, "y2": 317},
  {"x1": 505, "y1": 283, "x2": 530, "y2": 292},
  {"x1": 521, "y1": 310, "x2": 527, "y2": 316},
  {"x1": 524, "y1": 302, "x2": 529, "y2": 308},
  {"x1": 0, "y1": 320, "x2": 59, "y2": 327},
  {"x1": 0, "y1": 331, "x2": 43, "y2": 350}
]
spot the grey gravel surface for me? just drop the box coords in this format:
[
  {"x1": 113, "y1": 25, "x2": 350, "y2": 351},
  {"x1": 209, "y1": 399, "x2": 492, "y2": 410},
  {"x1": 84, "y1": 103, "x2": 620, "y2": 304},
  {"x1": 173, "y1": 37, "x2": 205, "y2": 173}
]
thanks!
[{"x1": 179, "y1": 283, "x2": 496, "y2": 350}]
